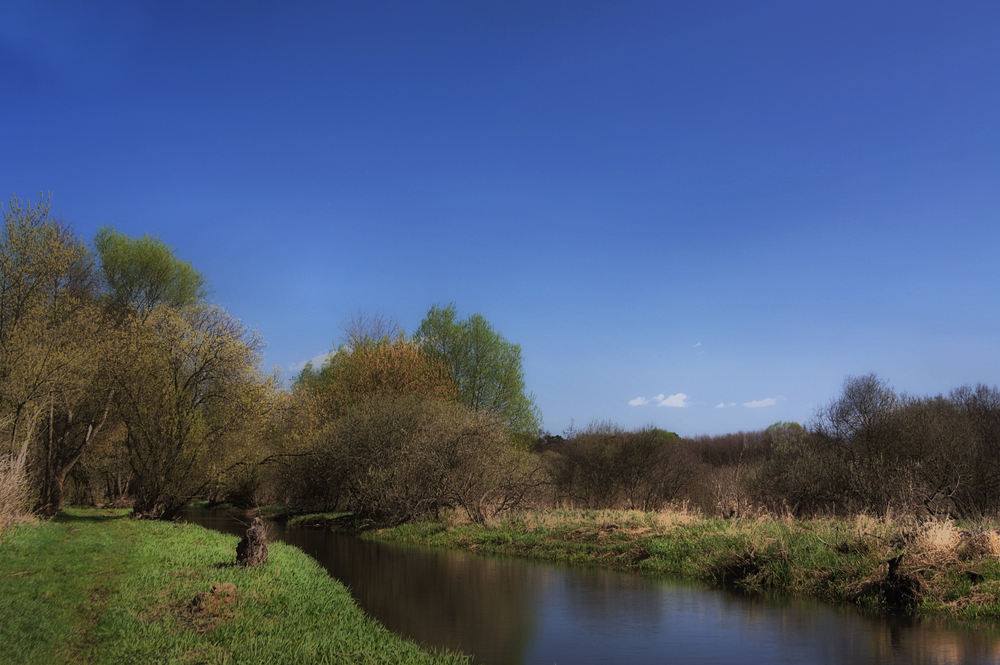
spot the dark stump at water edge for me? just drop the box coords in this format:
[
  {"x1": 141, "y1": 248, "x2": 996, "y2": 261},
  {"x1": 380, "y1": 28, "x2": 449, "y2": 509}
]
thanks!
[{"x1": 236, "y1": 516, "x2": 268, "y2": 566}]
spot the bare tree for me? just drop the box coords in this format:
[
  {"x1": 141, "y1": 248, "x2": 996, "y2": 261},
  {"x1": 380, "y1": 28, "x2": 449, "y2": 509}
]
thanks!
[{"x1": 340, "y1": 310, "x2": 403, "y2": 349}]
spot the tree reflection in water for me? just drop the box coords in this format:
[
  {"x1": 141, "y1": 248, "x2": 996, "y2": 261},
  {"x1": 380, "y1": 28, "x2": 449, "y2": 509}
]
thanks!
[{"x1": 276, "y1": 524, "x2": 541, "y2": 665}]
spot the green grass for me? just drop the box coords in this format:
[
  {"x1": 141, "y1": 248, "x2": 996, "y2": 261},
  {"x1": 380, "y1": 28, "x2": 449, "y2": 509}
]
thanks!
[
  {"x1": 286, "y1": 512, "x2": 355, "y2": 528},
  {"x1": 0, "y1": 508, "x2": 467, "y2": 665},
  {"x1": 196, "y1": 503, "x2": 355, "y2": 529},
  {"x1": 366, "y1": 509, "x2": 1000, "y2": 623}
]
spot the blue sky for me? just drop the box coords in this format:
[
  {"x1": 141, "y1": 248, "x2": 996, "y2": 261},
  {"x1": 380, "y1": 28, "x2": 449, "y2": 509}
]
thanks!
[{"x1": 2, "y1": 1, "x2": 998, "y2": 435}]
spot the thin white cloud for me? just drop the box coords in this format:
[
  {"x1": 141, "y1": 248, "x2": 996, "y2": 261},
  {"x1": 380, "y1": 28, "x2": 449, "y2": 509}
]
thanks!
[
  {"x1": 715, "y1": 401, "x2": 738, "y2": 409},
  {"x1": 693, "y1": 341, "x2": 702, "y2": 348},
  {"x1": 743, "y1": 397, "x2": 778, "y2": 408},
  {"x1": 629, "y1": 392, "x2": 690, "y2": 408},
  {"x1": 288, "y1": 350, "x2": 336, "y2": 373},
  {"x1": 657, "y1": 393, "x2": 690, "y2": 408}
]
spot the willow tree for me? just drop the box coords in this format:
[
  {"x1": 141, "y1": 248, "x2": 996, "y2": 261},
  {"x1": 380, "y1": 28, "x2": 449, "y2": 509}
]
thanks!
[
  {"x1": 107, "y1": 305, "x2": 272, "y2": 519},
  {"x1": 414, "y1": 303, "x2": 540, "y2": 442},
  {"x1": 94, "y1": 226, "x2": 206, "y2": 317}
]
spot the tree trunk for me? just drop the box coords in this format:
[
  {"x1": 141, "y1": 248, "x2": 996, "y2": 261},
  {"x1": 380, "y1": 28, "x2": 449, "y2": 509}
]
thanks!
[
  {"x1": 236, "y1": 517, "x2": 268, "y2": 566},
  {"x1": 37, "y1": 470, "x2": 65, "y2": 517}
]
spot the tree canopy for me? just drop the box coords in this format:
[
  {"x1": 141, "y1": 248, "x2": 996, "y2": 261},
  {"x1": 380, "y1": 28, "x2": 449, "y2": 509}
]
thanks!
[
  {"x1": 94, "y1": 227, "x2": 206, "y2": 316},
  {"x1": 297, "y1": 336, "x2": 456, "y2": 420},
  {"x1": 0, "y1": 197, "x2": 94, "y2": 467},
  {"x1": 414, "y1": 303, "x2": 540, "y2": 440}
]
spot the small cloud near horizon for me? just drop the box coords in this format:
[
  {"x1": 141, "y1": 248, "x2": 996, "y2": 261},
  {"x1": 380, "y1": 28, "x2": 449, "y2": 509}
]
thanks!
[
  {"x1": 288, "y1": 350, "x2": 336, "y2": 373},
  {"x1": 658, "y1": 393, "x2": 689, "y2": 407},
  {"x1": 629, "y1": 392, "x2": 690, "y2": 408},
  {"x1": 715, "y1": 396, "x2": 783, "y2": 408},
  {"x1": 743, "y1": 397, "x2": 779, "y2": 408}
]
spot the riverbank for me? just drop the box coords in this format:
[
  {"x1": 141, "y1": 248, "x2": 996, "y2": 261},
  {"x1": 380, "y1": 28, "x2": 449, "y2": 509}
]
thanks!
[
  {"x1": 363, "y1": 508, "x2": 1000, "y2": 622},
  {"x1": 0, "y1": 508, "x2": 466, "y2": 665}
]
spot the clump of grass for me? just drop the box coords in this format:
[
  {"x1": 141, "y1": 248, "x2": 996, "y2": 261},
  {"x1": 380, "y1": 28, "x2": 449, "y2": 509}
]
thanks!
[
  {"x1": 0, "y1": 507, "x2": 467, "y2": 665},
  {"x1": 956, "y1": 529, "x2": 1000, "y2": 561},
  {"x1": 916, "y1": 519, "x2": 962, "y2": 556}
]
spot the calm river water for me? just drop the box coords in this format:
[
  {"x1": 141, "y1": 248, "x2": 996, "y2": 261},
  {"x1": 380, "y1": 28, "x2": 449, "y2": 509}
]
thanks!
[{"x1": 181, "y1": 508, "x2": 1000, "y2": 665}]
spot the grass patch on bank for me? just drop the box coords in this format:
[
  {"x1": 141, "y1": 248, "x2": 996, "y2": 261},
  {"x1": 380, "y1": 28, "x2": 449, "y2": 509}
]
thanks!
[
  {"x1": 286, "y1": 512, "x2": 355, "y2": 529},
  {"x1": 0, "y1": 507, "x2": 466, "y2": 665},
  {"x1": 198, "y1": 503, "x2": 355, "y2": 528},
  {"x1": 368, "y1": 509, "x2": 1000, "y2": 622}
]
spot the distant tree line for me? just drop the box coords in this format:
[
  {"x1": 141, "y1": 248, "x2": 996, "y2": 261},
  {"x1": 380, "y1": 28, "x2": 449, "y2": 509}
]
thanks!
[{"x1": 536, "y1": 375, "x2": 999, "y2": 520}]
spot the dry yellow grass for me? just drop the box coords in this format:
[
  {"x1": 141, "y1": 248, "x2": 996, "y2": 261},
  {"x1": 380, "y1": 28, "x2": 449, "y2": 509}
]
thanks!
[
  {"x1": 509, "y1": 505, "x2": 701, "y2": 535},
  {"x1": 0, "y1": 458, "x2": 32, "y2": 540},
  {"x1": 917, "y1": 519, "x2": 960, "y2": 554}
]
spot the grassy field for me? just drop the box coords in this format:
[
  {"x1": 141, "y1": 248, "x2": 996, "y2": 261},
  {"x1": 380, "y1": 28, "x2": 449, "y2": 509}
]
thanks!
[
  {"x1": 366, "y1": 508, "x2": 1000, "y2": 622},
  {"x1": 0, "y1": 508, "x2": 466, "y2": 665}
]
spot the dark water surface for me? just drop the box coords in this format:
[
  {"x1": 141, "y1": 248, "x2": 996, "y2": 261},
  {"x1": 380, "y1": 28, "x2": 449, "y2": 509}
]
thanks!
[{"x1": 181, "y1": 508, "x2": 1000, "y2": 665}]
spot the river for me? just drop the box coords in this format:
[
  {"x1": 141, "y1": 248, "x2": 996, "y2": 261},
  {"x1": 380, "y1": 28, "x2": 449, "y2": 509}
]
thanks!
[{"x1": 181, "y1": 508, "x2": 1000, "y2": 665}]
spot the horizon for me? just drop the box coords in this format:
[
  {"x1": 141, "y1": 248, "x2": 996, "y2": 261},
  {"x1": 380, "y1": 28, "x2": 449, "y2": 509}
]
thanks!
[{"x1": 3, "y1": 1, "x2": 998, "y2": 436}]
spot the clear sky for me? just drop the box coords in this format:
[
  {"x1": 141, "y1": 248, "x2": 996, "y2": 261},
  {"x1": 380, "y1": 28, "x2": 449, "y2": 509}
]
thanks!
[{"x1": 2, "y1": 1, "x2": 998, "y2": 435}]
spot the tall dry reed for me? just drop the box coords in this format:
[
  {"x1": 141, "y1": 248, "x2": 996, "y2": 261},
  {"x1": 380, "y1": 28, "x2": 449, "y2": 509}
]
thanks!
[{"x1": 0, "y1": 457, "x2": 32, "y2": 539}]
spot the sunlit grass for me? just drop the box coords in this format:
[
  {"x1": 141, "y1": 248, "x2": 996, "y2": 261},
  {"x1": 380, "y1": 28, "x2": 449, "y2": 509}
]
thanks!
[{"x1": 0, "y1": 508, "x2": 466, "y2": 665}]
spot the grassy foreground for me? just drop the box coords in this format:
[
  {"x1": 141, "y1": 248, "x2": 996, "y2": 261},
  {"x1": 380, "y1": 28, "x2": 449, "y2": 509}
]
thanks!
[
  {"x1": 0, "y1": 508, "x2": 466, "y2": 665},
  {"x1": 367, "y1": 508, "x2": 1000, "y2": 622}
]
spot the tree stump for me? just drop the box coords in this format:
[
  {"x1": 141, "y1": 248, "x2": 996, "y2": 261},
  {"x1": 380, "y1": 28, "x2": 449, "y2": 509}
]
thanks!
[{"x1": 236, "y1": 516, "x2": 268, "y2": 566}]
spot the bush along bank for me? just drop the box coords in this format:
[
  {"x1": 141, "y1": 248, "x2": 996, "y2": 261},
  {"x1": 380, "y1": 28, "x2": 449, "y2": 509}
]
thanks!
[
  {"x1": 0, "y1": 508, "x2": 466, "y2": 665},
  {"x1": 362, "y1": 508, "x2": 1000, "y2": 622}
]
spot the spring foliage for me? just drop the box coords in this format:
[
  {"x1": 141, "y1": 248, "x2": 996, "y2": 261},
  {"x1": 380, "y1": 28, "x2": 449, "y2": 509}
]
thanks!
[{"x1": 414, "y1": 303, "x2": 540, "y2": 440}]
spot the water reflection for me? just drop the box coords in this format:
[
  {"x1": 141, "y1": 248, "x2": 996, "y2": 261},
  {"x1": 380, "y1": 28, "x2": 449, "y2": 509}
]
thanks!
[
  {"x1": 277, "y1": 527, "x2": 541, "y2": 664},
  {"x1": 182, "y1": 509, "x2": 1000, "y2": 665}
]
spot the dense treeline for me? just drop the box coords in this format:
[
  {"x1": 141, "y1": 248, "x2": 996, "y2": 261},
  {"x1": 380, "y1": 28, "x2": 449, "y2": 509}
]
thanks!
[
  {"x1": 535, "y1": 376, "x2": 1000, "y2": 519},
  {"x1": 0, "y1": 197, "x2": 544, "y2": 529},
  {"x1": 2, "y1": 196, "x2": 998, "y2": 534},
  {"x1": 539, "y1": 425, "x2": 700, "y2": 511},
  {"x1": 268, "y1": 366, "x2": 1000, "y2": 523},
  {"x1": 0, "y1": 196, "x2": 274, "y2": 526}
]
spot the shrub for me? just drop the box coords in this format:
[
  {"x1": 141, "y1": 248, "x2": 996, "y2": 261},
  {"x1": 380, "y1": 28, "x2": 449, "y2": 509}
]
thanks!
[
  {"x1": 306, "y1": 395, "x2": 538, "y2": 525},
  {"x1": 544, "y1": 424, "x2": 702, "y2": 510}
]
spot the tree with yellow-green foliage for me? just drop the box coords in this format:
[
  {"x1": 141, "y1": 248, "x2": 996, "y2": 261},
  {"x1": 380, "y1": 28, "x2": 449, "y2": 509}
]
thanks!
[
  {"x1": 298, "y1": 337, "x2": 456, "y2": 421},
  {"x1": 94, "y1": 226, "x2": 206, "y2": 317},
  {"x1": 414, "y1": 303, "x2": 540, "y2": 443},
  {"x1": 104, "y1": 304, "x2": 273, "y2": 519},
  {"x1": 0, "y1": 196, "x2": 99, "y2": 522}
]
